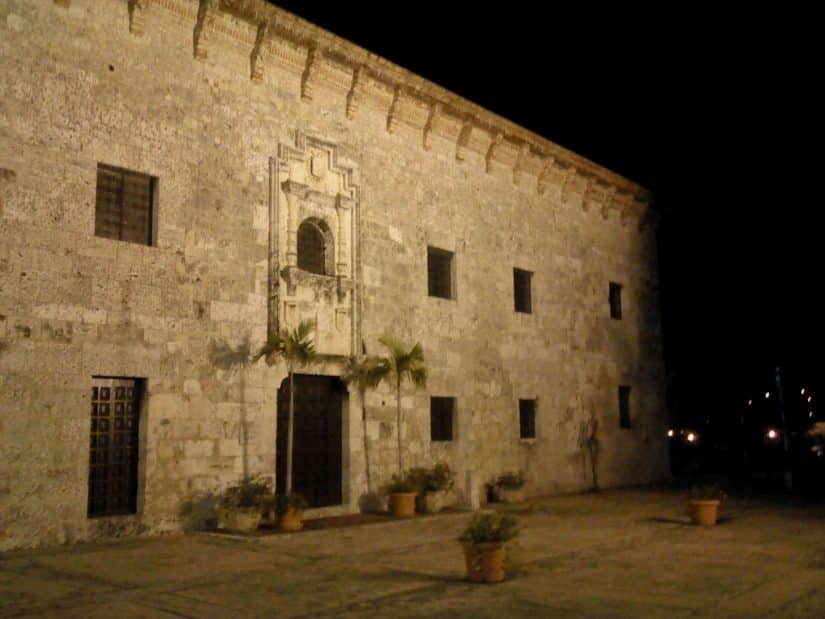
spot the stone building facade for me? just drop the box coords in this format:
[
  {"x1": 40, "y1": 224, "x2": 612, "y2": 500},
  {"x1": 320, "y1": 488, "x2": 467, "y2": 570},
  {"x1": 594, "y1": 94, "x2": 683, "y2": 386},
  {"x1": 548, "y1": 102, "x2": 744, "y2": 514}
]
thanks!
[{"x1": 0, "y1": 0, "x2": 668, "y2": 550}]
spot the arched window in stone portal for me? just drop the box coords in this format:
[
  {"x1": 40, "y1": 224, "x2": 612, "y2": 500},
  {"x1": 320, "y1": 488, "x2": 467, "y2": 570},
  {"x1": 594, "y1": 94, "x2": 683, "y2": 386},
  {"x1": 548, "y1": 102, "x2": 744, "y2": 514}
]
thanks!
[{"x1": 297, "y1": 218, "x2": 334, "y2": 275}]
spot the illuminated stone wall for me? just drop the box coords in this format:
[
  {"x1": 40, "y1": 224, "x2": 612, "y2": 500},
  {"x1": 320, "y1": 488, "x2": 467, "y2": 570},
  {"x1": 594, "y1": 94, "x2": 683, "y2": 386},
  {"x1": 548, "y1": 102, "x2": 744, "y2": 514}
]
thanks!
[{"x1": 0, "y1": 0, "x2": 667, "y2": 550}]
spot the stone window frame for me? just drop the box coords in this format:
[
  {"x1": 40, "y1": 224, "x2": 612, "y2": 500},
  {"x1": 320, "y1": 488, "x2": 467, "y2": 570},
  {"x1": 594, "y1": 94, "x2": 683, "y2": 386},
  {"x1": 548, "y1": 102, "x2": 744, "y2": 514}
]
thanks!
[
  {"x1": 427, "y1": 246, "x2": 455, "y2": 300},
  {"x1": 297, "y1": 217, "x2": 335, "y2": 276}
]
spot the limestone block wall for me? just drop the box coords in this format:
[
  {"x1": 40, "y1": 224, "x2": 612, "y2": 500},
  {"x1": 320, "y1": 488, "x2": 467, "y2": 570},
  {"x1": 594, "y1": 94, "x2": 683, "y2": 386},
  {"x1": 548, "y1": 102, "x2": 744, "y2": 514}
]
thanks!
[{"x1": 0, "y1": 0, "x2": 667, "y2": 550}]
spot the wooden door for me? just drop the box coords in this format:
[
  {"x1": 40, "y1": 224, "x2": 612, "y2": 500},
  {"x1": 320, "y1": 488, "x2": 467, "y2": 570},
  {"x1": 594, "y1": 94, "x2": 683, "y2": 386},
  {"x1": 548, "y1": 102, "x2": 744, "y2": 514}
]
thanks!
[
  {"x1": 88, "y1": 377, "x2": 140, "y2": 517},
  {"x1": 277, "y1": 375, "x2": 343, "y2": 507}
]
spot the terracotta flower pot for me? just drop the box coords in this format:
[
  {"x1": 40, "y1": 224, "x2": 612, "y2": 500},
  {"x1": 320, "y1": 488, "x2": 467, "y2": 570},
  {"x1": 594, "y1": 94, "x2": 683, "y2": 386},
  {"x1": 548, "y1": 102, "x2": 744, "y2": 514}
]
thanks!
[
  {"x1": 462, "y1": 542, "x2": 506, "y2": 583},
  {"x1": 388, "y1": 492, "x2": 417, "y2": 518},
  {"x1": 220, "y1": 507, "x2": 262, "y2": 534},
  {"x1": 688, "y1": 499, "x2": 720, "y2": 526},
  {"x1": 279, "y1": 506, "x2": 304, "y2": 531}
]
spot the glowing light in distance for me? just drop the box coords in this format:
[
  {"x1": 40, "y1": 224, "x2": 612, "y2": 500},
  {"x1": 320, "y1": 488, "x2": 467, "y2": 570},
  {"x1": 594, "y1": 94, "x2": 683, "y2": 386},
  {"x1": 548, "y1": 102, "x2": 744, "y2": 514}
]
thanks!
[
  {"x1": 765, "y1": 392, "x2": 771, "y2": 399},
  {"x1": 686, "y1": 432, "x2": 696, "y2": 443},
  {"x1": 767, "y1": 429, "x2": 778, "y2": 439},
  {"x1": 667, "y1": 429, "x2": 674, "y2": 437}
]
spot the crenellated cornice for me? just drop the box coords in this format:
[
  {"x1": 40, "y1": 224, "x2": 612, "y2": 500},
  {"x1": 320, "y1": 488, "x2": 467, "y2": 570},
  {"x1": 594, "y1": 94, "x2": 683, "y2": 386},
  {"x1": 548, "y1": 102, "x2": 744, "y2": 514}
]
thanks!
[{"x1": 114, "y1": 0, "x2": 654, "y2": 227}]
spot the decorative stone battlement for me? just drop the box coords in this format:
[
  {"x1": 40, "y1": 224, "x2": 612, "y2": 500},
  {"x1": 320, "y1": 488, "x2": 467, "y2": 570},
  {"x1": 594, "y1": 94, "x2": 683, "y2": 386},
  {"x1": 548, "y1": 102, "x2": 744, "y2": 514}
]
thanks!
[{"x1": 54, "y1": 0, "x2": 653, "y2": 227}]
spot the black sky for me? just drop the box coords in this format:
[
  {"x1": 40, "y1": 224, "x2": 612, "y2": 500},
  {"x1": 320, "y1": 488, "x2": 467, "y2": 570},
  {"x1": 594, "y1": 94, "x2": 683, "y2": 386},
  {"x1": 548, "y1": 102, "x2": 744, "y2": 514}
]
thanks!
[{"x1": 269, "y1": 2, "x2": 821, "y2": 410}]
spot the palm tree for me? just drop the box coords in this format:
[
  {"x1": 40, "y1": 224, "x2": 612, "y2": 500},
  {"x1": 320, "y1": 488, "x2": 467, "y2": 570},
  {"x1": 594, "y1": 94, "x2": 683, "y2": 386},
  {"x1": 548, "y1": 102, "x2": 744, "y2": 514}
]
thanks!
[
  {"x1": 343, "y1": 355, "x2": 389, "y2": 493},
  {"x1": 376, "y1": 335, "x2": 427, "y2": 476},
  {"x1": 253, "y1": 319, "x2": 316, "y2": 495}
]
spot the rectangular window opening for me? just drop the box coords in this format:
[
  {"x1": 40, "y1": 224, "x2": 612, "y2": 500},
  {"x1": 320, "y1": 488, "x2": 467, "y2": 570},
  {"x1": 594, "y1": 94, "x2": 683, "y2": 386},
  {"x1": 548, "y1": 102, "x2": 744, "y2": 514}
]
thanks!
[
  {"x1": 95, "y1": 163, "x2": 156, "y2": 246},
  {"x1": 619, "y1": 385, "x2": 631, "y2": 429},
  {"x1": 513, "y1": 268, "x2": 532, "y2": 313},
  {"x1": 430, "y1": 396, "x2": 455, "y2": 441},
  {"x1": 609, "y1": 282, "x2": 623, "y2": 320},
  {"x1": 519, "y1": 398, "x2": 536, "y2": 439},
  {"x1": 88, "y1": 376, "x2": 142, "y2": 517},
  {"x1": 427, "y1": 246, "x2": 454, "y2": 300}
]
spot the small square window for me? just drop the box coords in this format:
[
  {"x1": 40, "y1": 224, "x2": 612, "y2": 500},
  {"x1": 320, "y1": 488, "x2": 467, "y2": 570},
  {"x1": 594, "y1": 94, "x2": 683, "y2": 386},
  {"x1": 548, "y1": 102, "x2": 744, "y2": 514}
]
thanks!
[
  {"x1": 427, "y1": 246, "x2": 454, "y2": 299},
  {"x1": 95, "y1": 163, "x2": 156, "y2": 246},
  {"x1": 513, "y1": 268, "x2": 532, "y2": 313},
  {"x1": 619, "y1": 386, "x2": 631, "y2": 429},
  {"x1": 430, "y1": 397, "x2": 454, "y2": 441},
  {"x1": 519, "y1": 399, "x2": 536, "y2": 439},
  {"x1": 609, "y1": 282, "x2": 623, "y2": 319}
]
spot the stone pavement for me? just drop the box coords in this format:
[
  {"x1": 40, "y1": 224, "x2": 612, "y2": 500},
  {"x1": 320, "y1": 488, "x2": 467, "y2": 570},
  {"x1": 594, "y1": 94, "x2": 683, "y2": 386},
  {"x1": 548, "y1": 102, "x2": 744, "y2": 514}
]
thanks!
[{"x1": 1, "y1": 488, "x2": 824, "y2": 618}]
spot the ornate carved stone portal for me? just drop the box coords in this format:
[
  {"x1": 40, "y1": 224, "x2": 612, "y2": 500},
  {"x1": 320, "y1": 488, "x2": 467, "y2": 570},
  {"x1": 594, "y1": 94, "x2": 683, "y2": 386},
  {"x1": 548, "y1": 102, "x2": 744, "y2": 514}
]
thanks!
[{"x1": 269, "y1": 131, "x2": 359, "y2": 357}]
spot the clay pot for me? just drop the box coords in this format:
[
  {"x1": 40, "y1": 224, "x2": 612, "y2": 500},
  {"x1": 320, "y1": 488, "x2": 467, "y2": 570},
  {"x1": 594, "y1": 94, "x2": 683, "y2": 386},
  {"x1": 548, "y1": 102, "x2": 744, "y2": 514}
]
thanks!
[
  {"x1": 220, "y1": 507, "x2": 262, "y2": 534},
  {"x1": 688, "y1": 499, "x2": 720, "y2": 526},
  {"x1": 278, "y1": 506, "x2": 304, "y2": 532},
  {"x1": 388, "y1": 492, "x2": 417, "y2": 518},
  {"x1": 423, "y1": 491, "x2": 445, "y2": 514},
  {"x1": 462, "y1": 542, "x2": 506, "y2": 583}
]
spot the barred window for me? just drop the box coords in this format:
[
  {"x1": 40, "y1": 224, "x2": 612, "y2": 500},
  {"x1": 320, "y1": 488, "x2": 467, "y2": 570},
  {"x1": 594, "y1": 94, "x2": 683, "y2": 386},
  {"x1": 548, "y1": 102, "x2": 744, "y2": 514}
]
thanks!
[
  {"x1": 95, "y1": 163, "x2": 155, "y2": 246},
  {"x1": 297, "y1": 221, "x2": 327, "y2": 274}
]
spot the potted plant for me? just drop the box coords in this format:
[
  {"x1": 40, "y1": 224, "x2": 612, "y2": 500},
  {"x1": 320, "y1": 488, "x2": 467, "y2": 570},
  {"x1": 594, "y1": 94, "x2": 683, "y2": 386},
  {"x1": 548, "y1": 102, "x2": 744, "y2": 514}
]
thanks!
[
  {"x1": 385, "y1": 472, "x2": 421, "y2": 518},
  {"x1": 458, "y1": 511, "x2": 520, "y2": 583},
  {"x1": 218, "y1": 476, "x2": 273, "y2": 534},
  {"x1": 494, "y1": 470, "x2": 526, "y2": 503},
  {"x1": 688, "y1": 483, "x2": 726, "y2": 526},
  {"x1": 276, "y1": 493, "x2": 309, "y2": 531},
  {"x1": 410, "y1": 462, "x2": 455, "y2": 513}
]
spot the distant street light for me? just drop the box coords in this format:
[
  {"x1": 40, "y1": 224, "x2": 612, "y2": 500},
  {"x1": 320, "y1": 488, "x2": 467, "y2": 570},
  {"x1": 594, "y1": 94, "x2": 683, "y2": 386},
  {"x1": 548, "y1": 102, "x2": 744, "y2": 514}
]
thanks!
[
  {"x1": 686, "y1": 432, "x2": 696, "y2": 443},
  {"x1": 667, "y1": 429, "x2": 674, "y2": 437},
  {"x1": 765, "y1": 392, "x2": 771, "y2": 399},
  {"x1": 801, "y1": 388, "x2": 806, "y2": 395},
  {"x1": 767, "y1": 429, "x2": 779, "y2": 440}
]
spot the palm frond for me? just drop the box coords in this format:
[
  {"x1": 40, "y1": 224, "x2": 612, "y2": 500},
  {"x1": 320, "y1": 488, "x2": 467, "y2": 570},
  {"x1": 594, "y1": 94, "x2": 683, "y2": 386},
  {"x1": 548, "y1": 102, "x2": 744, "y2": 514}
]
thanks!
[
  {"x1": 343, "y1": 355, "x2": 390, "y2": 390},
  {"x1": 254, "y1": 319, "x2": 317, "y2": 368},
  {"x1": 378, "y1": 335, "x2": 426, "y2": 387},
  {"x1": 409, "y1": 365, "x2": 427, "y2": 388}
]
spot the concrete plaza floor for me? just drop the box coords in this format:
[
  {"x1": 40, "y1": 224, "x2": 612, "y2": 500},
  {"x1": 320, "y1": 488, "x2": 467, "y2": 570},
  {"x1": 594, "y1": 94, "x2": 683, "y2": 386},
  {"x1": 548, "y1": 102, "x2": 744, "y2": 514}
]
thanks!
[{"x1": 1, "y1": 488, "x2": 824, "y2": 618}]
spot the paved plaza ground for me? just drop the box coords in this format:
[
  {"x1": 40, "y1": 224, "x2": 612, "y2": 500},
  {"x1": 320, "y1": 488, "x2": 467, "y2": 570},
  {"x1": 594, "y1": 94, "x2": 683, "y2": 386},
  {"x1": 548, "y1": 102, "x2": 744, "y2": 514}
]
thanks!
[{"x1": 1, "y1": 488, "x2": 824, "y2": 617}]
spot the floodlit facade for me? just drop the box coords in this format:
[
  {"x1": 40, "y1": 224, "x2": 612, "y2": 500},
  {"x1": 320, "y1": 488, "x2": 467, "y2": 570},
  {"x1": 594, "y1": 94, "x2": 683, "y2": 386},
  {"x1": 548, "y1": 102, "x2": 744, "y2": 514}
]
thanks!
[{"x1": 0, "y1": 0, "x2": 668, "y2": 549}]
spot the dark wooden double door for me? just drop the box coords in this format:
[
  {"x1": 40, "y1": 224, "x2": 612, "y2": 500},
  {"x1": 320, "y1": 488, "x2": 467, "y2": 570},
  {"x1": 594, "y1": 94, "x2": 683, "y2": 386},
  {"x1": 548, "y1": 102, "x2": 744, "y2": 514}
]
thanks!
[{"x1": 276, "y1": 375, "x2": 344, "y2": 508}]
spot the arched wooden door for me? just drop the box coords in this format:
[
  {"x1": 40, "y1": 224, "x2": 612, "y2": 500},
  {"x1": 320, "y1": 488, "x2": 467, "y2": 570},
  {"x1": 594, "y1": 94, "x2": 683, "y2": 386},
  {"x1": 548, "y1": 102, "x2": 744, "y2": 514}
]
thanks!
[{"x1": 276, "y1": 374, "x2": 343, "y2": 507}]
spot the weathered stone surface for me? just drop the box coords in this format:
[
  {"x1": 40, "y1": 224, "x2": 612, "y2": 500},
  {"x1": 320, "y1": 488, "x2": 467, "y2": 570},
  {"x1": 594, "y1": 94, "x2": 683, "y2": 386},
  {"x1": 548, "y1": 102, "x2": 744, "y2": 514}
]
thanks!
[{"x1": 0, "y1": 0, "x2": 666, "y2": 550}]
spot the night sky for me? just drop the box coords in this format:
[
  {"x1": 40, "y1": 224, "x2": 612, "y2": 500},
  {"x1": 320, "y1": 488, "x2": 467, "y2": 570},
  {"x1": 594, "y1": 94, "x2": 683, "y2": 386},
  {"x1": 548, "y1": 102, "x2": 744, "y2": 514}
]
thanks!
[{"x1": 269, "y1": 3, "x2": 820, "y2": 424}]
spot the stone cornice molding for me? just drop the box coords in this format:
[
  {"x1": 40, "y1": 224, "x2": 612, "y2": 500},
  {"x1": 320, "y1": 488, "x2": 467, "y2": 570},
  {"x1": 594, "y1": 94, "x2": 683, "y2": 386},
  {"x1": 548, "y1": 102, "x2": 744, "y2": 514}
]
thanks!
[
  {"x1": 193, "y1": 0, "x2": 219, "y2": 59},
  {"x1": 249, "y1": 20, "x2": 268, "y2": 82},
  {"x1": 128, "y1": 0, "x2": 150, "y2": 36},
  {"x1": 127, "y1": 0, "x2": 653, "y2": 222}
]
